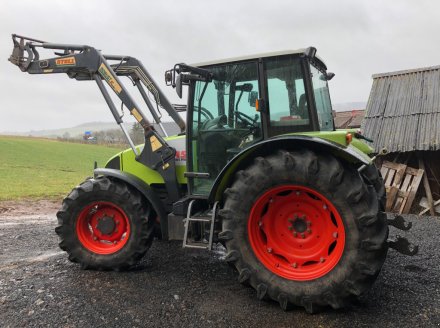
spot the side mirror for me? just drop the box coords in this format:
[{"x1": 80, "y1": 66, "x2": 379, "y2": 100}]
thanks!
[
  {"x1": 248, "y1": 91, "x2": 258, "y2": 107},
  {"x1": 326, "y1": 72, "x2": 335, "y2": 81},
  {"x1": 176, "y1": 74, "x2": 183, "y2": 98}
]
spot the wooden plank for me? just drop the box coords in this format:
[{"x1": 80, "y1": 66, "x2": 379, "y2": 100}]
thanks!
[
  {"x1": 419, "y1": 199, "x2": 440, "y2": 215},
  {"x1": 380, "y1": 166, "x2": 389, "y2": 180},
  {"x1": 385, "y1": 169, "x2": 396, "y2": 187},
  {"x1": 419, "y1": 157, "x2": 435, "y2": 216},
  {"x1": 400, "y1": 174, "x2": 413, "y2": 192},
  {"x1": 392, "y1": 164, "x2": 407, "y2": 187},
  {"x1": 405, "y1": 167, "x2": 420, "y2": 175},
  {"x1": 386, "y1": 186, "x2": 399, "y2": 211},
  {"x1": 382, "y1": 161, "x2": 405, "y2": 170},
  {"x1": 402, "y1": 169, "x2": 425, "y2": 214}
]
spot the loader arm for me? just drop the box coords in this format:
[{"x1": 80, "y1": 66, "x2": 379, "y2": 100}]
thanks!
[{"x1": 9, "y1": 34, "x2": 183, "y2": 202}]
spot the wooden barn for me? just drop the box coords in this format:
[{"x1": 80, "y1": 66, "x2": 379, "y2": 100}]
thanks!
[{"x1": 362, "y1": 65, "x2": 440, "y2": 216}]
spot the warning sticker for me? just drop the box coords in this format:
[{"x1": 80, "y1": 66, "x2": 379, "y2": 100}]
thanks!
[
  {"x1": 98, "y1": 63, "x2": 122, "y2": 94},
  {"x1": 55, "y1": 57, "x2": 76, "y2": 66},
  {"x1": 131, "y1": 108, "x2": 143, "y2": 123},
  {"x1": 150, "y1": 135, "x2": 163, "y2": 152}
]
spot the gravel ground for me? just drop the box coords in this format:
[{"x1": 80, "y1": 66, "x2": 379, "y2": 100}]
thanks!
[{"x1": 0, "y1": 200, "x2": 439, "y2": 328}]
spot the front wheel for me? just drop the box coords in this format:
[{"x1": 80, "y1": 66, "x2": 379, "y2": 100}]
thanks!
[
  {"x1": 56, "y1": 177, "x2": 155, "y2": 270},
  {"x1": 220, "y1": 150, "x2": 388, "y2": 312}
]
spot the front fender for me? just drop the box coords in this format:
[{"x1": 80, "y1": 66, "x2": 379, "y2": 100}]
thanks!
[{"x1": 208, "y1": 135, "x2": 371, "y2": 202}]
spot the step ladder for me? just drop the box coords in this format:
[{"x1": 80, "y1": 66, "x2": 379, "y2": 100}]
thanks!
[{"x1": 182, "y1": 200, "x2": 219, "y2": 250}]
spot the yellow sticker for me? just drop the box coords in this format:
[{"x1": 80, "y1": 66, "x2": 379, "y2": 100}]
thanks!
[
  {"x1": 98, "y1": 63, "x2": 122, "y2": 94},
  {"x1": 150, "y1": 135, "x2": 163, "y2": 152},
  {"x1": 131, "y1": 108, "x2": 143, "y2": 123},
  {"x1": 55, "y1": 57, "x2": 76, "y2": 66},
  {"x1": 43, "y1": 69, "x2": 53, "y2": 73}
]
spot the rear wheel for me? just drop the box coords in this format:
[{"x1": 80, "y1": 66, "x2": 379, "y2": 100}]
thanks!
[
  {"x1": 219, "y1": 150, "x2": 388, "y2": 312},
  {"x1": 56, "y1": 177, "x2": 155, "y2": 270}
]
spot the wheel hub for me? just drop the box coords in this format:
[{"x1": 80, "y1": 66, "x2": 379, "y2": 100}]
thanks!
[
  {"x1": 76, "y1": 202, "x2": 130, "y2": 255},
  {"x1": 291, "y1": 216, "x2": 307, "y2": 233},
  {"x1": 248, "y1": 185, "x2": 346, "y2": 281},
  {"x1": 96, "y1": 215, "x2": 116, "y2": 235}
]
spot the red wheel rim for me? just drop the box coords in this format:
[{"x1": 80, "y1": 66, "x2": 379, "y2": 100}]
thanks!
[
  {"x1": 76, "y1": 201, "x2": 130, "y2": 255},
  {"x1": 248, "y1": 185, "x2": 345, "y2": 281}
]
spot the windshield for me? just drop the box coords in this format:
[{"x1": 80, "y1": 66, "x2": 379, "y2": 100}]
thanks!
[{"x1": 190, "y1": 61, "x2": 261, "y2": 195}]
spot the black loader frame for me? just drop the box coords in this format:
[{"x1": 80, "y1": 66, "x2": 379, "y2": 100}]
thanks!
[{"x1": 9, "y1": 34, "x2": 189, "y2": 203}]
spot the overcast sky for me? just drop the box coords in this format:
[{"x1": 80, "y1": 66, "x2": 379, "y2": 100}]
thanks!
[{"x1": 1, "y1": 0, "x2": 439, "y2": 132}]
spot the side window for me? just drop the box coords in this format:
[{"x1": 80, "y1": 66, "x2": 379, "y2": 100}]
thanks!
[
  {"x1": 310, "y1": 65, "x2": 334, "y2": 131},
  {"x1": 193, "y1": 82, "x2": 219, "y2": 126},
  {"x1": 266, "y1": 57, "x2": 310, "y2": 129}
]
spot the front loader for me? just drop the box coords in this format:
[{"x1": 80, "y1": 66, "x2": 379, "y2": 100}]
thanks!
[{"x1": 9, "y1": 34, "x2": 417, "y2": 313}]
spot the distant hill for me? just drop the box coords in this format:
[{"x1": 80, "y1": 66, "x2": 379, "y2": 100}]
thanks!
[
  {"x1": 1, "y1": 104, "x2": 365, "y2": 138},
  {"x1": 2, "y1": 121, "x2": 181, "y2": 138}
]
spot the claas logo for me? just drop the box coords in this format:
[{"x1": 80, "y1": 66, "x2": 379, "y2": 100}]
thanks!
[
  {"x1": 55, "y1": 57, "x2": 76, "y2": 66},
  {"x1": 175, "y1": 150, "x2": 187, "y2": 161}
]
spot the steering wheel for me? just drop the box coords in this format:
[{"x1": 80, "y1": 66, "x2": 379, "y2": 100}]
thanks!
[
  {"x1": 234, "y1": 111, "x2": 259, "y2": 128},
  {"x1": 194, "y1": 106, "x2": 214, "y2": 120}
]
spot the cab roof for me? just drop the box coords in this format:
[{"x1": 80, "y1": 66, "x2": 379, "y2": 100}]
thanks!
[{"x1": 191, "y1": 48, "x2": 327, "y2": 70}]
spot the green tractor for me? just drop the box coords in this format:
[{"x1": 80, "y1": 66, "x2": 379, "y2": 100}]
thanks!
[{"x1": 9, "y1": 35, "x2": 416, "y2": 312}]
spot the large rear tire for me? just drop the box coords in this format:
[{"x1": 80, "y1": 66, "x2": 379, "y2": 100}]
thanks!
[
  {"x1": 56, "y1": 177, "x2": 155, "y2": 270},
  {"x1": 219, "y1": 150, "x2": 388, "y2": 312}
]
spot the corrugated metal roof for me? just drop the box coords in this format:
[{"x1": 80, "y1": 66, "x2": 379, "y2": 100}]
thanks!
[{"x1": 362, "y1": 65, "x2": 440, "y2": 152}]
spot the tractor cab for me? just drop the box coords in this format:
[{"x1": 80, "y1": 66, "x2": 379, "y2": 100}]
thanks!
[{"x1": 170, "y1": 48, "x2": 336, "y2": 195}]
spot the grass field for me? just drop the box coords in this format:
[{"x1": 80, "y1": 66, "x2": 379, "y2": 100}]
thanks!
[{"x1": 0, "y1": 136, "x2": 124, "y2": 200}]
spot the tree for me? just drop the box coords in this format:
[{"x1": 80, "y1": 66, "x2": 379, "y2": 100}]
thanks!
[{"x1": 130, "y1": 123, "x2": 144, "y2": 145}]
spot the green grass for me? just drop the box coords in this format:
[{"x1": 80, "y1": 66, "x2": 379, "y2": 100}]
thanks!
[{"x1": 0, "y1": 136, "x2": 124, "y2": 200}]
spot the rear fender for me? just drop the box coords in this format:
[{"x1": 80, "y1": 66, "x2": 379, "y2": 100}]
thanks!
[
  {"x1": 208, "y1": 135, "x2": 371, "y2": 202},
  {"x1": 94, "y1": 168, "x2": 168, "y2": 238}
]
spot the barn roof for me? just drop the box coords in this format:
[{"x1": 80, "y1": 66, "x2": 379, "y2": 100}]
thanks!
[
  {"x1": 334, "y1": 110, "x2": 365, "y2": 129},
  {"x1": 362, "y1": 65, "x2": 440, "y2": 153}
]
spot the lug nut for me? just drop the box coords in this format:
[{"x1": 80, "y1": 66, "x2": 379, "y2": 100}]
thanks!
[
  {"x1": 93, "y1": 236, "x2": 98, "y2": 241},
  {"x1": 296, "y1": 191, "x2": 300, "y2": 196},
  {"x1": 307, "y1": 229, "x2": 311, "y2": 233},
  {"x1": 258, "y1": 221, "x2": 263, "y2": 227},
  {"x1": 323, "y1": 205, "x2": 328, "y2": 210},
  {"x1": 301, "y1": 233, "x2": 305, "y2": 239},
  {"x1": 320, "y1": 257, "x2": 325, "y2": 263},
  {"x1": 333, "y1": 232, "x2": 338, "y2": 238},
  {"x1": 293, "y1": 232, "x2": 297, "y2": 237},
  {"x1": 292, "y1": 262, "x2": 298, "y2": 268},
  {"x1": 306, "y1": 221, "x2": 312, "y2": 226},
  {"x1": 267, "y1": 248, "x2": 272, "y2": 253}
]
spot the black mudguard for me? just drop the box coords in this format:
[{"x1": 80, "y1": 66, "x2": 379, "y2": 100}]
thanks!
[{"x1": 209, "y1": 135, "x2": 370, "y2": 202}]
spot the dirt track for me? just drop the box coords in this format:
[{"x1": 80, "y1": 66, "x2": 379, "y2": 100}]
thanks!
[{"x1": 0, "y1": 200, "x2": 439, "y2": 327}]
